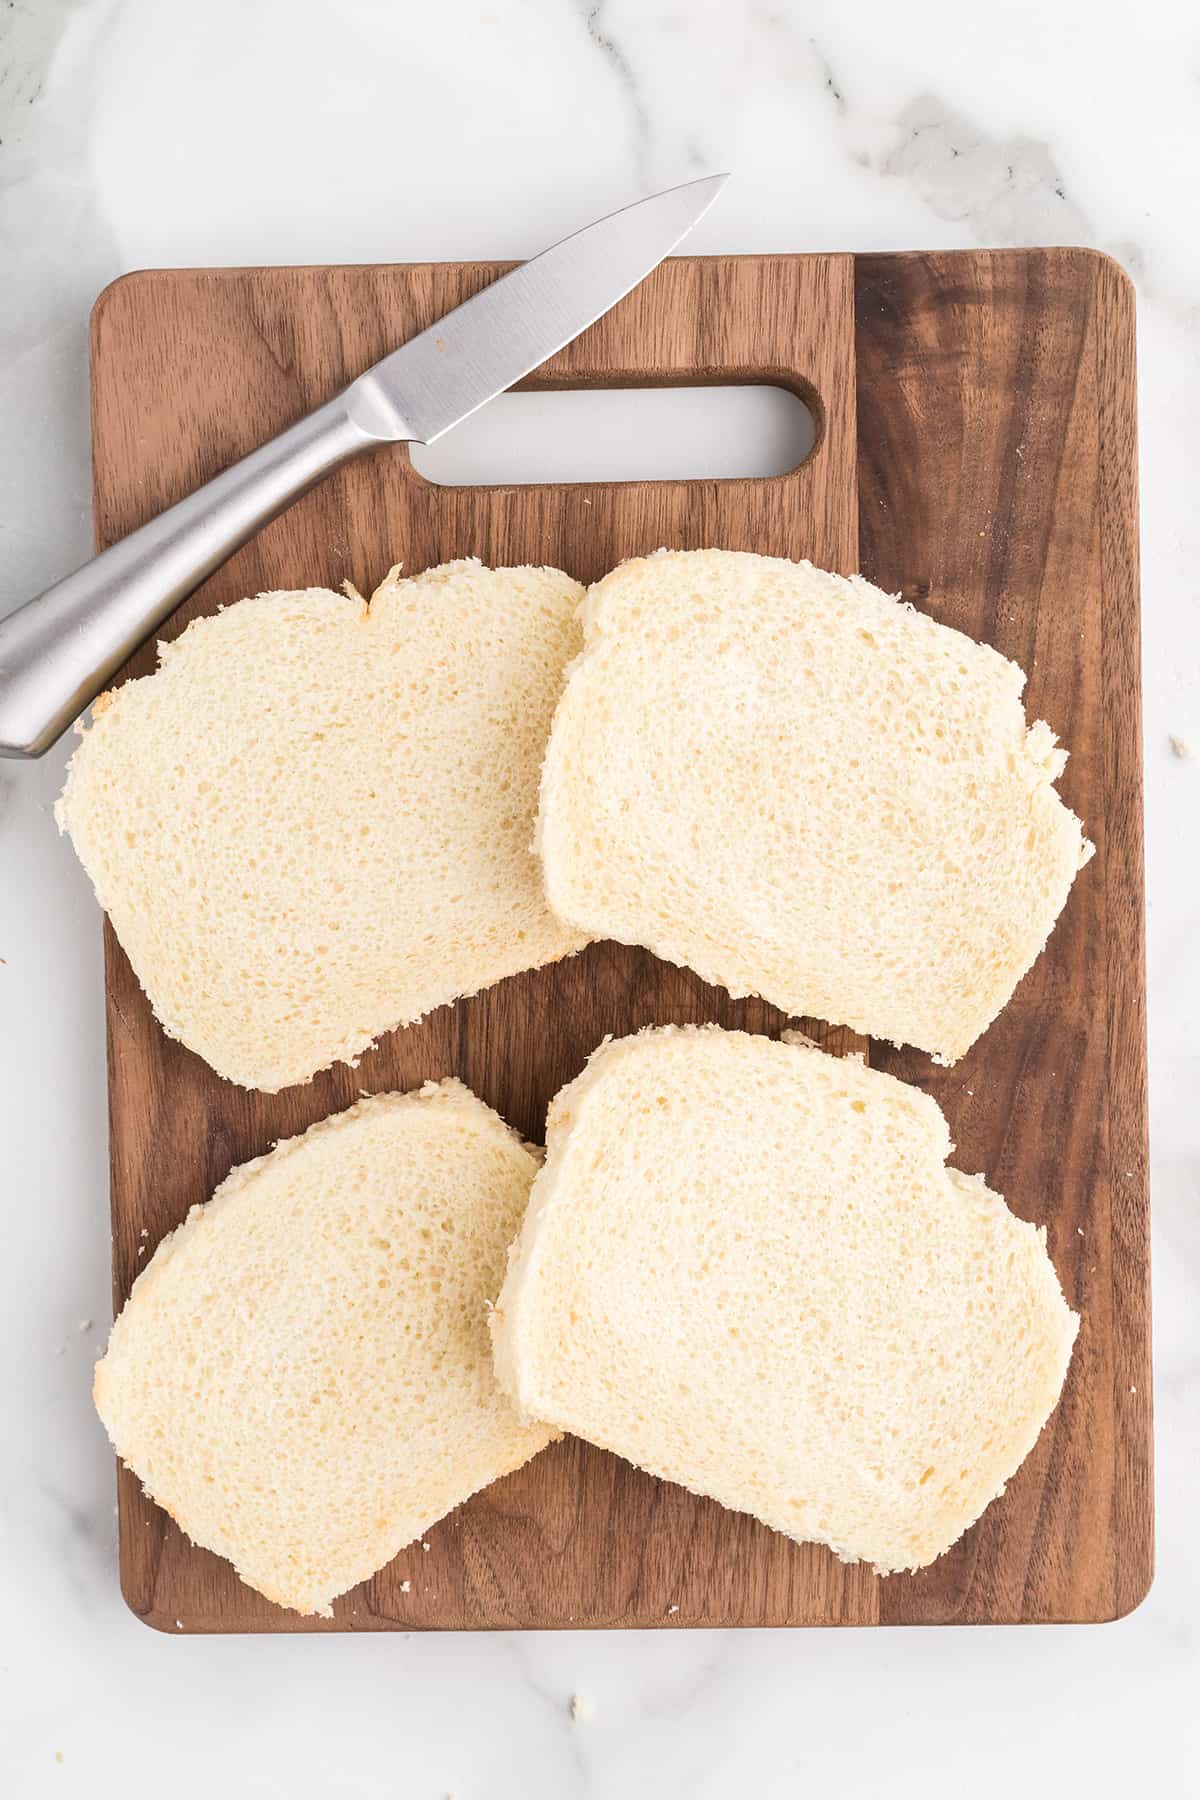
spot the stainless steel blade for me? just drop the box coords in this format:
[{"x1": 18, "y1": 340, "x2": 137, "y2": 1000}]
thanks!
[
  {"x1": 0, "y1": 174, "x2": 727, "y2": 755},
  {"x1": 347, "y1": 174, "x2": 728, "y2": 445}
]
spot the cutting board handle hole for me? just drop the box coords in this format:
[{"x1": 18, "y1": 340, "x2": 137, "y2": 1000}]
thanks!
[{"x1": 407, "y1": 383, "x2": 818, "y2": 488}]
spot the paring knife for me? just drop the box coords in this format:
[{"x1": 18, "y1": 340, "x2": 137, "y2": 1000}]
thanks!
[{"x1": 0, "y1": 174, "x2": 727, "y2": 759}]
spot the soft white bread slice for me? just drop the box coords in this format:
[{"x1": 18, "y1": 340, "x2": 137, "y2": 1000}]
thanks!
[
  {"x1": 94, "y1": 1082, "x2": 556, "y2": 1616},
  {"x1": 57, "y1": 560, "x2": 588, "y2": 1091},
  {"x1": 537, "y1": 550, "x2": 1092, "y2": 1063},
  {"x1": 492, "y1": 1026, "x2": 1078, "y2": 1574}
]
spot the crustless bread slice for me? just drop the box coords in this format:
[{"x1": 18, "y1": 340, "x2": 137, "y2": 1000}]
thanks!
[
  {"x1": 58, "y1": 560, "x2": 588, "y2": 1091},
  {"x1": 537, "y1": 550, "x2": 1092, "y2": 1063},
  {"x1": 492, "y1": 1026, "x2": 1078, "y2": 1574},
  {"x1": 94, "y1": 1082, "x2": 556, "y2": 1616}
]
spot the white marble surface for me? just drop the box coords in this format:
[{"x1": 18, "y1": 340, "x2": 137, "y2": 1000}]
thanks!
[{"x1": 2, "y1": 0, "x2": 1198, "y2": 1793}]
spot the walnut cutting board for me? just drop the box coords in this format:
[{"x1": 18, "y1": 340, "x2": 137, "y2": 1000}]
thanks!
[{"x1": 89, "y1": 249, "x2": 1151, "y2": 1631}]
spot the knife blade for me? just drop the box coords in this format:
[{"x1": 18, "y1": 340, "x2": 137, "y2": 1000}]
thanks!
[
  {"x1": 348, "y1": 173, "x2": 729, "y2": 444},
  {"x1": 0, "y1": 174, "x2": 729, "y2": 757}
]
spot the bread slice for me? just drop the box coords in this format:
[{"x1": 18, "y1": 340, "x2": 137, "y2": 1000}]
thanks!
[
  {"x1": 537, "y1": 550, "x2": 1092, "y2": 1063},
  {"x1": 94, "y1": 1082, "x2": 556, "y2": 1616},
  {"x1": 57, "y1": 559, "x2": 588, "y2": 1091},
  {"x1": 492, "y1": 1026, "x2": 1078, "y2": 1574}
]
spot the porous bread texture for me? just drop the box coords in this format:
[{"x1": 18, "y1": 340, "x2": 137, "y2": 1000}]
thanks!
[
  {"x1": 93, "y1": 1081, "x2": 556, "y2": 1617},
  {"x1": 57, "y1": 560, "x2": 589, "y2": 1091},
  {"x1": 492, "y1": 1026, "x2": 1079, "y2": 1575},
  {"x1": 537, "y1": 549, "x2": 1093, "y2": 1063}
]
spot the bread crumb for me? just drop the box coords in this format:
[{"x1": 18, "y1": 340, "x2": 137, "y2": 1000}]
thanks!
[
  {"x1": 79, "y1": 1318, "x2": 93, "y2": 1332},
  {"x1": 1076, "y1": 1227, "x2": 1084, "y2": 1237},
  {"x1": 667, "y1": 1603, "x2": 679, "y2": 1614},
  {"x1": 140, "y1": 1227, "x2": 149, "y2": 1237},
  {"x1": 570, "y1": 1694, "x2": 595, "y2": 1722},
  {"x1": 1130, "y1": 1385, "x2": 1137, "y2": 1394},
  {"x1": 1169, "y1": 735, "x2": 1192, "y2": 758},
  {"x1": 400, "y1": 1579, "x2": 411, "y2": 1593},
  {"x1": 421, "y1": 1541, "x2": 431, "y2": 1551},
  {"x1": 175, "y1": 1618, "x2": 183, "y2": 1629}
]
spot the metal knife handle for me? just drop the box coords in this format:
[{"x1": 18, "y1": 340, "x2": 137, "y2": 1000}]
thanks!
[{"x1": 0, "y1": 394, "x2": 376, "y2": 759}]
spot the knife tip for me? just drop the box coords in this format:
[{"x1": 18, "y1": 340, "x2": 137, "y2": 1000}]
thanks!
[{"x1": 674, "y1": 170, "x2": 730, "y2": 218}]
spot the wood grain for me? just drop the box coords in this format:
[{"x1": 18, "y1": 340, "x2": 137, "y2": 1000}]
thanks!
[
  {"x1": 854, "y1": 249, "x2": 1151, "y2": 1623},
  {"x1": 89, "y1": 250, "x2": 1149, "y2": 1630}
]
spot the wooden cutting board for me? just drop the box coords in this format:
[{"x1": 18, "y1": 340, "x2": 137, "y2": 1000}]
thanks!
[{"x1": 89, "y1": 249, "x2": 1151, "y2": 1631}]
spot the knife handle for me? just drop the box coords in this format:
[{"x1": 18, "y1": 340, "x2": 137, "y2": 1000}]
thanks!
[{"x1": 0, "y1": 395, "x2": 377, "y2": 759}]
